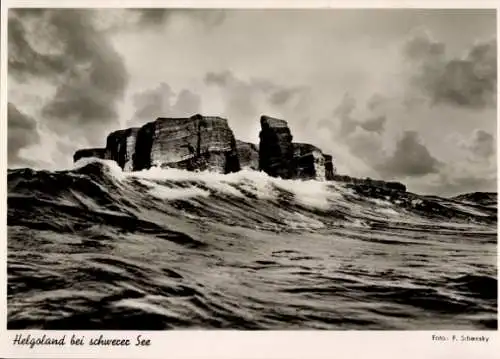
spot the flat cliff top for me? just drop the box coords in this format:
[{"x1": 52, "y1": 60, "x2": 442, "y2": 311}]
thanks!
[
  {"x1": 260, "y1": 115, "x2": 289, "y2": 129},
  {"x1": 293, "y1": 143, "x2": 322, "y2": 153},
  {"x1": 109, "y1": 127, "x2": 140, "y2": 137},
  {"x1": 151, "y1": 115, "x2": 229, "y2": 127}
]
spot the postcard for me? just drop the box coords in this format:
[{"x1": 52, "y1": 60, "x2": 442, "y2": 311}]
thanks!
[{"x1": 1, "y1": 1, "x2": 498, "y2": 358}]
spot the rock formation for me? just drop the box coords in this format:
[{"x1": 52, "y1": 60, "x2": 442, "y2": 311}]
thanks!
[
  {"x1": 236, "y1": 140, "x2": 259, "y2": 170},
  {"x1": 72, "y1": 113, "x2": 406, "y2": 192},
  {"x1": 258, "y1": 115, "x2": 295, "y2": 179},
  {"x1": 324, "y1": 154, "x2": 335, "y2": 181},
  {"x1": 332, "y1": 174, "x2": 406, "y2": 192},
  {"x1": 74, "y1": 114, "x2": 334, "y2": 181},
  {"x1": 105, "y1": 127, "x2": 140, "y2": 172},
  {"x1": 293, "y1": 143, "x2": 326, "y2": 181},
  {"x1": 133, "y1": 114, "x2": 240, "y2": 173},
  {"x1": 73, "y1": 148, "x2": 106, "y2": 163}
]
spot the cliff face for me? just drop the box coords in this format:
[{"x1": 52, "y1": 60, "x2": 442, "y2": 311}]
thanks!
[
  {"x1": 105, "y1": 128, "x2": 140, "y2": 172},
  {"x1": 73, "y1": 114, "x2": 336, "y2": 182},
  {"x1": 73, "y1": 115, "x2": 406, "y2": 192},
  {"x1": 72, "y1": 113, "x2": 406, "y2": 193},
  {"x1": 134, "y1": 115, "x2": 240, "y2": 173},
  {"x1": 259, "y1": 115, "x2": 295, "y2": 179},
  {"x1": 293, "y1": 143, "x2": 326, "y2": 181},
  {"x1": 324, "y1": 154, "x2": 335, "y2": 181},
  {"x1": 73, "y1": 148, "x2": 106, "y2": 163},
  {"x1": 236, "y1": 140, "x2": 259, "y2": 170}
]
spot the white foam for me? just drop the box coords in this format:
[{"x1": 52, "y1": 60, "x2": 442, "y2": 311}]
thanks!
[
  {"x1": 73, "y1": 158, "x2": 126, "y2": 181},
  {"x1": 148, "y1": 185, "x2": 210, "y2": 200},
  {"x1": 126, "y1": 167, "x2": 346, "y2": 210}
]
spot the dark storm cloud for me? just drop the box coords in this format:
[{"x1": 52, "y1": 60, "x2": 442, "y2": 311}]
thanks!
[
  {"x1": 204, "y1": 70, "x2": 277, "y2": 119},
  {"x1": 404, "y1": 32, "x2": 445, "y2": 59},
  {"x1": 269, "y1": 88, "x2": 304, "y2": 106},
  {"x1": 366, "y1": 93, "x2": 387, "y2": 111},
  {"x1": 330, "y1": 93, "x2": 358, "y2": 137},
  {"x1": 130, "y1": 82, "x2": 201, "y2": 126},
  {"x1": 205, "y1": 70, "x2": 234, "y2": 87},
  {"x1": 404, "y1": 32, "x2": 497, "y2": 109},
  {"x1": 469, "y1": 129, "x2": 495, "y2": 158},
  {"x1": 8, "y1": 103, "x2": 40, "y2": 166},
  {"x1": 8, "y1": 13, "x2": 64, "y2": 81},
  {"x1": 9, "y1": 9, "x2": 128, "y2": 139},
  {"x1": 376, "y1": 131, "x2": 441, "y2": 177},
  {"x1": 321, "y1": 93, "x2": 387, "y2": 138},
  {"x1": 358, "y1": 116, "x2": 386, "y2": 134},
  {"x1": 131, "y1": 9, "x2": 226, "y2": 28}
]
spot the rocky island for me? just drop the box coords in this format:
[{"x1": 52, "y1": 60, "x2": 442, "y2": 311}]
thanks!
[{"x1": 74, "y1": 114, "x2": 406, "y2": 192}]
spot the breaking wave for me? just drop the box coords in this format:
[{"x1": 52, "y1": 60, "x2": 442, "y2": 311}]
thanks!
[{"x1": 7, "y1": 159, "x2": 497, "y2": 329}]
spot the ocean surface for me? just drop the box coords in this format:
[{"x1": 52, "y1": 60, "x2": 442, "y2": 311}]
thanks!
[{"x1": 7, "y1": 159, "x2": 498, "y2": 330}]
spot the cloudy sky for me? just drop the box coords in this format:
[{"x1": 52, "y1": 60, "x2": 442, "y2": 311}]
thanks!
[{"x1": 7, "y1": 8, "x2": 497, "y2": 196}]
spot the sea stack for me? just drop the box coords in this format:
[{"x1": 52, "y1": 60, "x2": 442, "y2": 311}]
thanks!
[
  {"x1": 258, "y1": 115, "x2": 295, "y2": 179},
  {"x1": 292, "y1": 143, "x2": 326, "y2": 181}
]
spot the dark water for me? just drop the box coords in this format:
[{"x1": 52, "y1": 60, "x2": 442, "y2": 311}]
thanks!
[{"x1": 7, "y1": 159, "x2": 498, "y2": 330}]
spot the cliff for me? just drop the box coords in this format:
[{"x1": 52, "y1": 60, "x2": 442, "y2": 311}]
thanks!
[
  {"x1": 134, "y1": 114, "x2": 240, "y2": 173},
  {"x1": 105, "y1": 127, "x2": 140, "y2": 172},
  {"x1": 236, "y1": 140, "x2": 259, "y2": 170},
  {"x1": 324, "y1": 154, "x2": 335, "y2": 181},
  {"x1": 258, "y1": 115, "x2": 295, "y2": 179},
  {"x1": 72, "y1": 113, "x2": 406, "y2": 193},
  {"x1": 292, "y1": 143, "x2": 326, "y2": 181}
]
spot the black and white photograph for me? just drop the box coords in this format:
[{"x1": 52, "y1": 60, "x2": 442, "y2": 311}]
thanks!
[{"x1": 5, "y1": 5, "x2": 498, "y2": 334}]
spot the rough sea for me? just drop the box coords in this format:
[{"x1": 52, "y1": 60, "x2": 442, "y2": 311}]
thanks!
[{"x1": 7, "y1": 159, "x2": 498, "y2": 330}]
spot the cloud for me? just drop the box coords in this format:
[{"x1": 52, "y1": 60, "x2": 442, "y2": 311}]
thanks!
[
  {"x1": 358, "y1": 115, "x2": 386, "y2": 134},
  {"x1": 404, "y1": 30, "x2": 497, "y2": 109},
  {"x1": 204, "y1": 70, "x2": 309, "y2": 141},
  {"x1": 330, "y1": 93, "x2": 358, "y2": 137},
  {"x1": 8, "y1": 12, "x2": 65, "y2": 81},
  {"x1": 317, "y1": 93, "x2": 388, "y2": 171},
  {"x1": 268, "y1": 88, "x2": 304, "y2": 106},
  {"x1": 468, "y1": 129, "x2": 496, "y2": 158},
  {"x1": 122, "y1": 9, "x2": 226, "y2": 29},
  {"x1": 376, "y1": 131, "x2": 441, "y2": 177},
  {"x1": 450, "y1": 129, "x2": 496, "y2": 159},
  {"x1": 9, "y1": 9, "x2": 129, "y2": 147},
  {"x1": 130, "y1": 83, "x2": 201, "y2": 126},
  {"x1": 347, "y1": 127, "x2": 384, "y2": 164},
  {"x1": 321, "y1": 93, "x2": 387, "y2": 139},
  {"x1": 8, "y1": 103, "x2": 40, "y2": 167},
  {"x1": 174, "y1": 90, "x2": 202, "y2": 117}
]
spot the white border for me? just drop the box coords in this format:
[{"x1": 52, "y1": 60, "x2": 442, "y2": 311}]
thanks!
[{"x1": 1, "y1": 1, "x2": 499, "y2": 358}]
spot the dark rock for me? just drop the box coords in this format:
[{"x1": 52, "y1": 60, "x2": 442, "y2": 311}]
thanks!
[
  {"x1": 236, "y1": 140, "x2": 259, "y2": 170},
  {"x1": 452, "y1": 192, "x2": 497, "y2": 206},
  {"x1": 73, "y1": 148, "x2": 106, "y2": 163},
  {"x1": 385, "y1": 181, "x2": 407, "y2": 192},
  {"x1": 134, "y1": 114, "x2": 240, "y2": 173},
  {"x1": 324, "y1": 154, "x2": 335, "y2": 180},
  {"x1": 333, "y1": 174, "x2": 407, "y2": 192},
  {"x1": 105, "y1": 128, "x2": 140, "y2": 171},
  {"x1": 292, "y1": 143, "x2": 326, "y2": 180},
  {"x1": 258, "y1": 115, "x2": 294, "y2": 179}
]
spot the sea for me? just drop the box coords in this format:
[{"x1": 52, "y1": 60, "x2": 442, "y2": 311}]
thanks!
[{"x1": 7, "y1": 159, "x2": 498, "y2": 330}]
